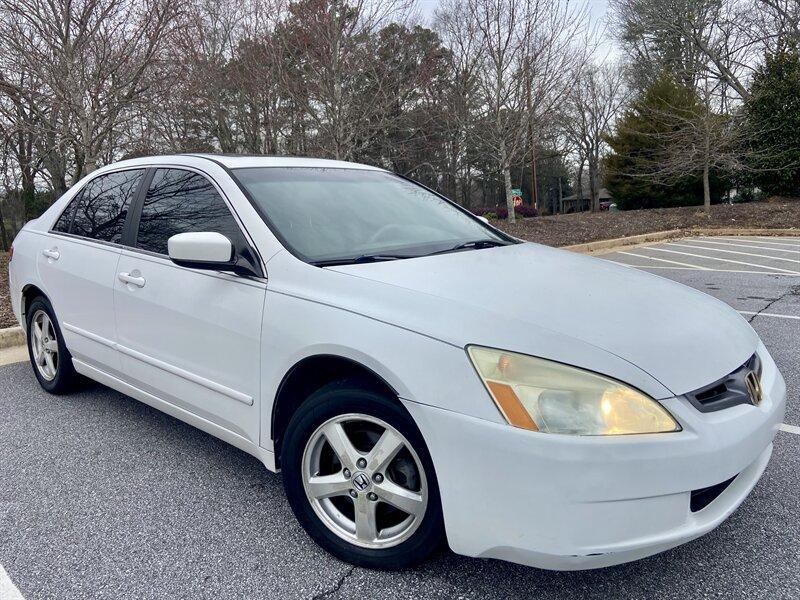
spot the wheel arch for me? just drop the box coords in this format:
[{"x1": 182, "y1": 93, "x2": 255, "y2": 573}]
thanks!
[
  {"x1": 21, "y1": 283, "x2": 49, "y2": 320},
  {"x1": 271, "y1": 353, "x2": 403, "y2": 467}
]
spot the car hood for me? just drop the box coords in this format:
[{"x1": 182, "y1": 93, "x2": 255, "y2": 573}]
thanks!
[{"x1": 320, "y1": 242, "x2": 757, "y2": 398}]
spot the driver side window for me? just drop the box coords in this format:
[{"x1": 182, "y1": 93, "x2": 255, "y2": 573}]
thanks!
[{"x1": 135, "y1": 168, "x2": 245, "y2": 256}]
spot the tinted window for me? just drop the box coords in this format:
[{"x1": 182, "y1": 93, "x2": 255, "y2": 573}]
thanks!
[
  {"x1": 52, "y1": 193, "x2": 79, "y2": 233},
  {"x1": 136, "y1": 169, "x2": 243, "y2": 256},
  {"x1": 232, "y1": 168, "x2": 505, "y2": 263},
  {"x1": 70, "y1": 170, "x2": 144, "y2": 242}
]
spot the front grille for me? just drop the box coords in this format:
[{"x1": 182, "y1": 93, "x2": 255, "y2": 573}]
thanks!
[
  {"x1": 685, "y1": 354, "x2": 761, "y2": 413},
  {"x1": 690, "y1": 476, "x2": 736, "y2": 512}
]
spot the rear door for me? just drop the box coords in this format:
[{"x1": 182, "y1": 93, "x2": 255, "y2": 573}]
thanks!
[
  {"x1": 38, "y1": 169, "x2": 145, "y2": 376},
  {"x1": 113, "y1": 167, "x2": 266, "y2": 444}
]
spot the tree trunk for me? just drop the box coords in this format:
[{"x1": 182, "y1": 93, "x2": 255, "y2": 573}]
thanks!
[
  {"x1": 503, "y1": 166, "x2": 515, "y2": 224},
  {"x1": 9, "y1": 203, "x2": 19, "y2": 239},
  {"x1": 557, "y1": 177, "x2": 563, "y2": 214},
  {"x1": 21, "y1": 170, "x2": 36, "y2": 221},
  {"x1": 500, "y1": 141, "x2": 515, "y2": 224},
  {"x1": 532, "y1": 143, "x2": 542, "y2": 215},
  {"x1": 702, "y1": 161, "x2": 711, "y2": 213},
  {"x1": 588, "y1": 158, "x2": 599, "y2": 213},
  {"x1": 0, "y1": 200, "x2": 9, "y2": 251}
]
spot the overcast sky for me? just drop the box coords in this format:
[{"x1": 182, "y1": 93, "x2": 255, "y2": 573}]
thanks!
[
  {"x1": 416, "y1": 0, "x2": 617, "y2": 58},
  {"x1": 417, "y1": 0, "x2": 611, "y2": 23}
]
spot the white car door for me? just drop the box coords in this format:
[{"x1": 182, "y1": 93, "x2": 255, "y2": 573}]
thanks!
[
  {"x1": 38, "y1": 169, "x2": 146, "y2": 376},
  {"x1": 113, "y1": 167, "x2": 266, "y2": 444}
]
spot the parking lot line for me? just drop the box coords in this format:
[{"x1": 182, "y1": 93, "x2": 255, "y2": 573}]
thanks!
[
  {"x1": 747, "y1": 236, "x2": 800, "y2": 242},
  {"x1": 0, "y1": 564, "x2": 25, "y2": 600},
  {"x1": 779, "y1": 423, "x2": 800, "y2": 435},
  {"x1": 618, "y1": 265, "x2": 800, "y2": 276},
  {"x1": 738, "y1": 311, "x2": 800, "y2": 321},
  {"x1": 691, "y1": 239, "x2": 800, "y2": 254},
  {"x1": 666, "y1": 242, "x2": 800, "y2": 264},
  {"x1": 710, "y1": 237, "x2": 800, "y2": 248},
  {"x1": 617, "y1": 251, "x2": 709, "y2": 270},
  {"x1": 645, "y1": 247, "x2": 800, "y2": 274},
  {"x1": 611, "y1": 264, "x2": 800, "y2": 276}
]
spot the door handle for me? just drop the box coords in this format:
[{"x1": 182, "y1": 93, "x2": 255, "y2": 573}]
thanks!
[
  {"x1": 42, "y1": 248, "x2": 60, "y2": 260},
  {"x1": 118, "y1": 272, "x2": 146, "y2": 288}
]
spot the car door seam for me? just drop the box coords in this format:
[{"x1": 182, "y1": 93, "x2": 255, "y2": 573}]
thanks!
[{"x1": 62, "y1": 322, "x2": 254, "y2": 406}]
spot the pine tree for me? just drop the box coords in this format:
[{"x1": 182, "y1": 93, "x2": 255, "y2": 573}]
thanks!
[
  {"x1": 604, "y1": 74, "x2": 709, "y2": 210},
  {"x1": 747, "y1": 50, "x2": 800, "y2": 197}
]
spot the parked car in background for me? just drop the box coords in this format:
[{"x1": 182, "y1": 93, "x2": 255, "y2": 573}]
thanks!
[{"x1": 7, "y1": 155, "x2": 785, "y2": 570}]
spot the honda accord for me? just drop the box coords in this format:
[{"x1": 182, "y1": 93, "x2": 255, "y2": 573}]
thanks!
[{"x1": 7, "y1": 154, "x2": 786, "y2": 570}]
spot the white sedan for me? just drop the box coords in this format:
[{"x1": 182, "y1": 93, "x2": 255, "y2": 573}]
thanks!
[{"x1": 7, "y1": 154, "x2": 785, "y2": 570}]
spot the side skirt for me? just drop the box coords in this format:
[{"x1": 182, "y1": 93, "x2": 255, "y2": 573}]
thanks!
[{"x1": 72, "y1": 358, "x2": 278, "y2": 472}]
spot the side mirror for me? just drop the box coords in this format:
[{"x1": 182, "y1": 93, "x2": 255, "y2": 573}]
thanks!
[
  {"x1": 168, "y1": 232, "x2": 235, "y2": 271},
  {"x1": 477, "y1": 215, "x2": 490, "y2": 224}
]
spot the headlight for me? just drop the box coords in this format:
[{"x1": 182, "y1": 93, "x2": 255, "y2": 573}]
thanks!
[{"x1": 467, "y1": 346, "x2": 680, "y2": 435}]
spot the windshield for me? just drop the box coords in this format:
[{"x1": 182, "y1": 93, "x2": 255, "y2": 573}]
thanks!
[{"x1": 232, "y1": 167, "x2": 510, "y2": 264}]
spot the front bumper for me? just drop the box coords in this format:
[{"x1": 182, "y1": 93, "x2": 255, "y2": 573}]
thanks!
[{"x1": 403, "y1": 344, "x2": 786, "y2": 570}]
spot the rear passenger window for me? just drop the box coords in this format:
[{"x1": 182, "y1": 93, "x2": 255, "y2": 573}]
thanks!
[
  {"x1": 70, "y1": 170, "x2": 144, "y2": 243},
  {"x1": 52, "y1": 193, "x2": 80, "y2": 233},
  {"x1": 135, "y1": 169, "x2": 243, "y2": 256}
]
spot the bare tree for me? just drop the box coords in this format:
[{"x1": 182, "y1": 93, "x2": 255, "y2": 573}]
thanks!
[
  {"x1": 0, "y1": 0, "x2": 182, "y2": 186},
  {"x1": 563, "y1": 63, "x2": 627, "y2": 212},
  {"x1": 611, "y1": 0, "x2": 797, "y2": 103},
  {"x1": 276, "y1": 0, "x2": 414, "y2": 161},
  {"x1": 522, "y1": 0, "x2": 593, "y2": 215},
  {"x1": 435, "y1": 0, "x2": 485, "y2": 205},
  {"x1": 621, "y1": 76, "x2": 787, "y2": 211},
  {"x1": 466, "y1": 0, "x2": 535, "y2": 224}
]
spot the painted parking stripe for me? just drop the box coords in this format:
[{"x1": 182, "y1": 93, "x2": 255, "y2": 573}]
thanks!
[
  {"x1": 666, "y1": 242, "x2": 800, "y2": 264},
  {"x1": 0, "y1": 564, "x2": 25, "y2": 600},
  {"x1": 689, "y1": 239, "x2": 800, "y2": 254},
  {"x1": 616, "y1": 251, "x2": 709, "y2": 270},
  {"x1": 738, "y1": 311, "x2": 800, "y2": 321},
  {"x1": 779, "y1": 423, "x2": 800, "y2": 435},
  {"x1": 747, "y1": 236, "x2": 800, "y2": 243},
  {"x1": 608, "y1": 263, "x2": 800, "y2": 276},
  {"x1": 644, "y1": 247, "x2": 800, "y2": 274},
  {"x1": 709, "y1": 237, "x2": 800, "y2": 248}
]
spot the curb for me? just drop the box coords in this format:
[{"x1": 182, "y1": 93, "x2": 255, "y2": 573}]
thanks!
[
  {"x1": 0, "y1": 326, "x2": 25, "y2": 350},
  {"x1": 564, "y1": 228, "x2": 800, "y2": 255}
]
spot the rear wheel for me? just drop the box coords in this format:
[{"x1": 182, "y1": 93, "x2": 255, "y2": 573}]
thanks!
[
  {"x1": 26, "y1": 296, "x2": 78, "y2": 394},
  {"x1": 281, "y1": 381, "x2": 444, "y2": 569}
]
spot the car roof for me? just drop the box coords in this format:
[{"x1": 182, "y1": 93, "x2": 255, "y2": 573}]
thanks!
[{"x1": 98, "y1": 153, "x2": 386, "y2": 172}]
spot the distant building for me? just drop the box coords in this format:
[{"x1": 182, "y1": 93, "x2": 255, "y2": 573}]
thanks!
[{"x1": 560, "y1": 188, "x2": 613, "y2": 213}]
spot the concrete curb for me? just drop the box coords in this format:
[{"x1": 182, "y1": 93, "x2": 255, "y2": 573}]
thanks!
[
  {"x1": 564, "y1": 228, "x2": 800, "y2": 255},
  {"x1": 0, "y1": 326, "x2": 25, "y2": 350}
]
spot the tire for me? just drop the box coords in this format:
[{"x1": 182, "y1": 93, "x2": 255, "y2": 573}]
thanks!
[
  {"x1": 26, "y1": 295, "x2": 79, "y2": 394},
  {"x1": 281, "y1": 379, "x2": 445, "y2": 569}
]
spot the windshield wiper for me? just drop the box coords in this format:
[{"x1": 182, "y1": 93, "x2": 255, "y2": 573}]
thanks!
[
  {"x1": 312, "y1": 254, "x2": 412, "y2": 267},
  {"x1": 428, "y1": 239, "x2": 509, "y2": 256}
]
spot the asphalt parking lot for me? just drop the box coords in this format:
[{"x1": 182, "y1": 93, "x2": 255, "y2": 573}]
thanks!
[{"x1": 1, "y1": 236, "x2": 798, "y2": 599}]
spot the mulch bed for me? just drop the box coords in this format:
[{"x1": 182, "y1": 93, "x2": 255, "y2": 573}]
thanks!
[
  {"x1": 0, "y1": 201, "x2": 797, "y2": 329},
  {"x1": 1, "y1": 252, "x2": 14, "y2": 329},
  {"x1": 493, "y1": 200, "x2": 799, "y2": 247}
]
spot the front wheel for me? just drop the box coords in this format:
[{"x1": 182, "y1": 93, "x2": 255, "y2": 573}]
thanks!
[{"x1": 281, "y1": 381, "x2": 444, "y2": 569}]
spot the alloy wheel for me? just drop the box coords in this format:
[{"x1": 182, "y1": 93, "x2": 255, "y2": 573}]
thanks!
[
  {"x1": 301, "y1": 413, "x2": 428, "y2": 549},
  {"x1": 31, "y1": 309, "x2": 59, "y2": 381}
]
